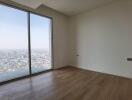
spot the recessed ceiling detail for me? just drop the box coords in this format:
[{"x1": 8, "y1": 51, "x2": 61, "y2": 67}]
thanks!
[
  {"x1": 10, "y1": 0, "x2": 118, "y2": 16},
  {"x1": 10, "y1": 0, "x2": 43, "y2": 9}
]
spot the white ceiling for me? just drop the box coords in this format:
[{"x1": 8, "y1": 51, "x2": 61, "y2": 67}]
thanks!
[{"x1": 11, "y1": 0, "x2": 118, "y2": 16}]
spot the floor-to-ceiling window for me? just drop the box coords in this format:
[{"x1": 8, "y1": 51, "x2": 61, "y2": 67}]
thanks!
[
  {"x1": 0, "y1": 5, "x2": 29, "y2": 82},
  {"x1": 30, "y1": 14, "x2": 52, "y2": 74},
  {"x1": 0, "y1": 4, "x2": 52, "y2": 83}
]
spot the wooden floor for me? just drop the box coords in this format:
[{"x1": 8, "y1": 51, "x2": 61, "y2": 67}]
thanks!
[{"x1": 0, "y1": 67, "x2": 132, "y2": 100}]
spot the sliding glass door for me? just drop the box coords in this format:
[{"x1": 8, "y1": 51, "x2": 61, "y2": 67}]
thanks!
[
  {"x1": 0, "y1": 5, "x2": 29, "y2": 82},
  {"x1": 0, "y1": 4, "x2": 52, "y2": 83},
  {"x1": 30, "y1": 14, "x2": 52, "y2": 74}
]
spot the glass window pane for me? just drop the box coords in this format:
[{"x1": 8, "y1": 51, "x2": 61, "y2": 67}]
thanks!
[
  {"x1": 30, "y1": 13, "x2": 52, "y2": 74},
  {"x1": 0, "y1": 5, "x2": 29, "y2": 82}
]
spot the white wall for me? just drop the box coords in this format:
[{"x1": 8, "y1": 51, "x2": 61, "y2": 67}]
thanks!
[
  {"x1": 0, "y1": 0, "x2": 70, "y2": 69},
  {"x1": 69, "y1": 0, "x2": 132, "y2": 78}
]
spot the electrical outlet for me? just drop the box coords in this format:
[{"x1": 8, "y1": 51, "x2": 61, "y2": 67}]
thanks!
[
  {"x1": 76, "y1": 54, "x2": 79, "y2": 56},
  {"x1": 127, "y1": 58, "x2": 132, "y2": 61}
]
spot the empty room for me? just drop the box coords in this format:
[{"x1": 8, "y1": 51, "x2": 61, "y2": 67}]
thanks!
[{"x1": 0, "y1": 0, "x2": 132, "y2": 100}]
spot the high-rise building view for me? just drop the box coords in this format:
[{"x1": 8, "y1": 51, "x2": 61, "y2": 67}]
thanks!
[{"x1": 0, "y1": 5, "x2": 51, "y2": 82}]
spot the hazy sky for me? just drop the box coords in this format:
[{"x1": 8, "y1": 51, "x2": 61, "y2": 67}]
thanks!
[{"x1": 0, "y1": 5, "x2": 51, "y2": 50}]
